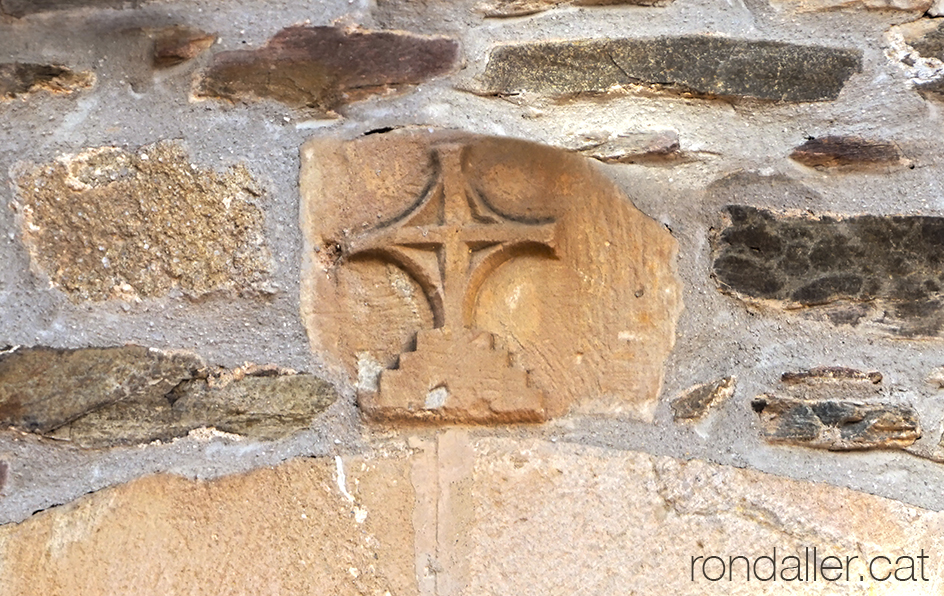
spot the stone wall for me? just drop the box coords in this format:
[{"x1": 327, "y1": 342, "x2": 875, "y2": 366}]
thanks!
[{"x1": 4, "y1": 0, "x2": 944, "y2": 593}]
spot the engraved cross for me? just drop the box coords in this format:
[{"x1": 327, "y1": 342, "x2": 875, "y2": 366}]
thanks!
[{"x1": 344, "y1": 144, "x2": 559, "y2": 330}]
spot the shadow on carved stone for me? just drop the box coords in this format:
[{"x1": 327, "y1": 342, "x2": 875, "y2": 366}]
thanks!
[{"x1": 300, "y1": 129, "x2": 682, "y2": 424}]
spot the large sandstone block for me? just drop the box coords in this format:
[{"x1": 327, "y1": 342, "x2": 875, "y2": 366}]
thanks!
[
  {"x1": 300, "y1": 129, "x2": 682, "y2": 423},
  {"x1": 3, "y1": 437, "x2": 943, "y2": 595},
  {"x1": 0, "y1": 456, "x2": 416, "y2": 595}
]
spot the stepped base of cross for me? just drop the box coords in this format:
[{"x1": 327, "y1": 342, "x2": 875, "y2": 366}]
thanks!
[{"x1": 358, "y1": 327, "x2": 546, "y2": 424}]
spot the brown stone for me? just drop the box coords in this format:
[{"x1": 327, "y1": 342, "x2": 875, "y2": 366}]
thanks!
[
  {"x1": 152, "y1": 26, "x2": 215, "y2": 67},
  {"x1": 751, "y1": 395, "x2": 920, "y2": 450},
  {"x1": 300, "y1": 129, "x2": 682, "y2": 423},
  {"x1": 12, "y1": 141, "x2": 272, "y2": 301},
  {"x1": 0, "y1": 63, "x2": 94, "y2": 100},
  {"x1": 476, "y1": 0, "x2": 672, "y2": 18},
  {"x1": 790, "y1": 136, "x2": 901, "y2": 169},
  {"x1": 0, "y1": 460, "x2": 7, "y2": 492},
  {"x1": 0, "y1": 346, "x2": 202, "y2": 434},
  {"x1": 0, "y1": 456, "x2": 416, "y2": 595},
  {"x1": 671, "y1": 376, "x2": 735, "y2": 421},
  {"x1": 782, "y1": 366, "x2": 883, "y2": 384},
  {"x1": 195, "y1": 26, "x2": 458, "y2": 116}
]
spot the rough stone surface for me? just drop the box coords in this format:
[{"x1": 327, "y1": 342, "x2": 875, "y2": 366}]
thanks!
[
  {"x1": 712, "y1": 205, "x2": 944, "y2": 337},
  {"x1": 476, "y1": 0, "x2": 672, "y2": 18},
  {"x1": 0, "y1": 461, "x2": 7, "y2": 493},
  {"x1": 479, "y1": 37, "x2": 861, "y2": 102},
  {"x1": 771, "y1": 0, "x2": 930, "y2": 12},
  {"x1": 0, "y1": 63, "x2": 94, "y2": 100},
  {"x1": 196, "y1": 26, "x2": 458, "y2": 116},
  {"x1": 49, "y1": 364, "x2": 338, "y2": 447},
  {"x1": 671, "y1": 376, "x2": 735, "y2": 421},
  {"x1": 12, "y1": 141, "x2": 272, "y2": 302},
  {"x1": 0, "y1": 456, "x2": 416, "y2": 596},
  {"x1": 152, "y1": 27, "x2": 215, "y2": 68},
  {"x1": 300, "y1": 129, "x2": 682, "y2": 422},
  {"x1": 567, "y1": 129, "x2": 681, "y2": 164},
  {"x1": 752, "y1": 395, "x2": 920, "y2": 450},
  {"x1": 790, "y1": 136, "x2": 902, "y2": 169},
  {"x1": 0, "y1": 346, "x2": 202, "y2": 435}
]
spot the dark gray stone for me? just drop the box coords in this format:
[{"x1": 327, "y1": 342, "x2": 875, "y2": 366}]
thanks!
[
  {"x1": 671, "y1": 377, "x2": 735, "y2": 421},
  {"x1": 196, "y1": 26, "x2": 458, "y2": 115},
  {"x1": 50, "y1": 367, "x2": 337, "y2": 447},
  {"x1": 480, "y1": 36, "x2": 861, "y2": 102},
  {"x1": 751, "y1": 395, "x2": 920, "y2": 451},
  {"x1": 712, "y1": 205, "x2": 944, "y2": 336},
  {"x1": 0, "y1": 346, "x2": 202, "y2": 434}
]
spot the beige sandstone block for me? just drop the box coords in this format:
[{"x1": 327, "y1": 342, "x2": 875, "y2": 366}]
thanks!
[
  {"x1": 0, "y1": 456, "x2": 416, "y2": 596},
  {"x1": 300, "y1": 129, "x2": 682, "y2": 423}
]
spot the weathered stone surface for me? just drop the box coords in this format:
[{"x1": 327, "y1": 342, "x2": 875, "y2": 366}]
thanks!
[
  {"x1": 0, "y1": 347, "x2": 336, "y2": 446},
  {"x1": 152, "y1": 26, "x2": 215, "y2": 67},
  {"x1": 301, "y1": 129, "x2": 682, "y2": 422},
  {"x1": 0, "y1": 63, "x2": 94, "y2": 100},
  {"x1": 751, "y1": 395, "x2": 920, "y2": 450},
  {"x1": 771, "y1": 0, "x2": 930, "y2": 12},
  {"x1": 568, "y1": 130, "x2": 681, "y2": 164},
  {"x1": 476, "y1": 0, "x2": 672, "y2": 18},
  {"x1": 782, "y1": 367, "x2": 883, "y2": 385},
  {"x1": 49, "y1": 364, "x2": 337, "y2": 447},
  {"x1": 0, "y1": 456, "x2": 416, "y2": 595},
  {"x1": 0, "y1": 0, "x2": 135, "y2": 16},
  {"x1": 479, "y1": 37, "x2": 861, "y2": 102},
  {"x1": 13, "y1": 141, "x2": 272, "y2": 301},
  {"x1": 0, "y1": 460, "x2": 8, "y2": 492},
  {"x1": 790, "y1": 136, "x2": 901, "y2": 169},
  {"x1": 196, "y1": 26, "x2": 458, "y2": 116},
  {"x1": 420, "y1": 434, "x2": 944, "y2": 595},
  {"x1": 712, "y1": 205, "x2": 944, "y2": 337},
  {"x1": 671, "y1": 376, "x2": 735, "y2": 421},
  {"x1": 0, "y1": 346, "x2": 202, "y2": 434}
]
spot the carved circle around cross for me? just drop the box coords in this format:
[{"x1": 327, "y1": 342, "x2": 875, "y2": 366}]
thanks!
[{"x1": 342, "y1": 144, "x2": 560, "y2": 330}]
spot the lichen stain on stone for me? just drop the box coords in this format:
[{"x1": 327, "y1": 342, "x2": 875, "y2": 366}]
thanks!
[{"x1": 12, "y1": 141, "x2": 273, "y2": 302}]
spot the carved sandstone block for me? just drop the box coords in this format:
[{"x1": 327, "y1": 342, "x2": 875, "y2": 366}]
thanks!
[{"x1": 300, "y1": 129, "x2": 682, "y2": 424}]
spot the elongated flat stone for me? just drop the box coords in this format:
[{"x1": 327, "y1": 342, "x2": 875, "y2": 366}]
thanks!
[
  {"x1": 0, "y1": 63, "x2": 94, "y2": 99},
  {"x1": 479, "y1": 36, "x2": 861, "y2": 102},
  {"x1": 751, "y1": 395, "x2": 920, "y2": 450},
  {"x1": 196, "y1": 26, "x2": 458, "y2": 115},
  {"x1": 790, "y1": 136, "x2": 901, "y2": 169}
]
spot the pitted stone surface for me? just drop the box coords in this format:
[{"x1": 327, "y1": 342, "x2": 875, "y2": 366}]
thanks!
[
  {"x1": 479, "y1": 37, "x2": 861, "y2": 102},
  {"x1": 300, "y1": 129, "x2": 682, "y2": 422},
  {"x1": 12, "y1": 141, "x2": 272, "y2": 301},
  {"x1": 196, "y1": 26, "x2": 458, "y2": 116}
]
